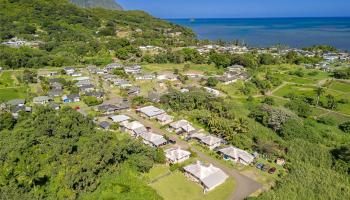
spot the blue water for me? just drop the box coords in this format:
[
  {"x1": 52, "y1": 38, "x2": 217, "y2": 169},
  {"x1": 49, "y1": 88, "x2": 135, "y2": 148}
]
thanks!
[{"x1": 167, "y1": 18, "x2": 350, "y2": 50}]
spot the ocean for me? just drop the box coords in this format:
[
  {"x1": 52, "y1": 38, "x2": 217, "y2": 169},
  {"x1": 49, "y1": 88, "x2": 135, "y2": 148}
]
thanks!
[{"x1": 167, "y1": 17, "x2": 350, "y2": 50}]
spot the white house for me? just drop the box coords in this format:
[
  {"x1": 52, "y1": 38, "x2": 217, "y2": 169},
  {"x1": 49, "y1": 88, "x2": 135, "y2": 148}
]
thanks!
[
  {"x1": 183, "y1": 161, "x2": 228, "y2": 192},
  {"x1": 203, "y1": 87, "x2": 220, "y2": 97},
  {"x1": 218, "y1": 146, "x2": 255, "y2": 166},
  {"x1": 165, "y1": 147, "x2": 191, "y2": 164},
  {"x1": 156, "y1": 113, "x2": 174, "y2": 125}
]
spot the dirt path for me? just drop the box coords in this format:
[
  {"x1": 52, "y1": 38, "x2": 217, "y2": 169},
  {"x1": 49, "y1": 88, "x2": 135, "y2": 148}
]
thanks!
[{"x1": 123, "y1": 110, "x2": 263, "y2": 200}]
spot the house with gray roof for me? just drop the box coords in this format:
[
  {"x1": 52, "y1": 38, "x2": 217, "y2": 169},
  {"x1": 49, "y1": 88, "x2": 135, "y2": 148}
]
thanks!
[
  {"x1": 7, "y1": 99, "x2": 25, "y2": 107},
  {"x1": 99, "y1": 121, "x2": 111, "y2": 130},
  {"x1": 109, "y1": 114, "x2": 130, "y2": 123},
  {"x1": 33, "y1": 96, "x2": 51, "y2": 105},
  {"x1": 140, "y1": 132, "x2": 167, "y2": 147},
  {"x1": 156, "y1": 113, "x2": 174, "y2": 125},
  {"x1": 191, "y1": 133, "x2": 223, "y2": 150},
  {"x1": 183, "y1": 161, "x2": 228, "y2": 192},
  {"x1": 48, "y1": 89, "x2": 63, "y2": 97},
  {"x1": 169, "y1": 120, "x2": 196, "y2": 134},
  {"x1": 62, "y1": 94, "x2": 80, "y2": 103},
  {"x1": 137, "y1": 106, "x2": 165, "y2": 119},
  {"x1": 219, "y1": 146, "x2": 255, "y2": 166},
  {"x1": 120, "y1": 121, "x2": 147, "y2": 137},
  {"x1": 165, "y1": 147, "x2": 191, "y2": 164}
]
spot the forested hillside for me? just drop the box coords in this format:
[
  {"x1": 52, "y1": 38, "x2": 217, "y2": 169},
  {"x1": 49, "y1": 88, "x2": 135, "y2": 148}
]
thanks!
[
  {"x1": 70, "y1": 0, "x2": 123, "y2": 10},
  {"x1": 0, "y1": 0, "x2": 195, "y2": 69},
  {"x1": 0, "y1": 107, "x2": 164, "y2": 199}
]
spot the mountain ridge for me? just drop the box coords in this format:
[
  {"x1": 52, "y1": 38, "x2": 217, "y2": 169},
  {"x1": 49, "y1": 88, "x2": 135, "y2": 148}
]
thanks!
[{"x1": 70, "y1": 0, "x2": 123, "y2": 10}]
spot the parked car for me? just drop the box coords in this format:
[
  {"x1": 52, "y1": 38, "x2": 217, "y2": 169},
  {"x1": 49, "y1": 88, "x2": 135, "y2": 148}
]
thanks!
[
  {"x1": 168, "y1": 139, "x2": 176, "y2": 144},
  {"x1": 268, "y1": 167, "x2": 277, "y2": 174},
  {"x1": 256, "y1": 163, "x2": 264, "y2": 170}
]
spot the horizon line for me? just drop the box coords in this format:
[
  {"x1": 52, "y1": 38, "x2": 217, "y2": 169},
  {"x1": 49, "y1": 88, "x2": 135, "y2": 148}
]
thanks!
[{"x1": 162, "y1": 16, "x2": 350, "y2": 20}]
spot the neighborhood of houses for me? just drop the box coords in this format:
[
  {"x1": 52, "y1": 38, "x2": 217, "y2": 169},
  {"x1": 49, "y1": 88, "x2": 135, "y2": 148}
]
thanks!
[{"x1": 1, "y1": 49, "x2": 345, "y2": 193}]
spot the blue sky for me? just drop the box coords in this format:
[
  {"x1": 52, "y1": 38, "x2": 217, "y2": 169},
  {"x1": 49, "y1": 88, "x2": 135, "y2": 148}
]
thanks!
[{"x1": 117, "y1": 0, "x2": 350, "y2": 18}]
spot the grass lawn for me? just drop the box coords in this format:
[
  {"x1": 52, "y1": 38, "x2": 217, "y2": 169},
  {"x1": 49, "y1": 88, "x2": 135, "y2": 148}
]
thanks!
[
  {"x1": 145, "y1": 165, "x2": 170, "y2": 181},
  {"x1": 328, "y1": 81, "x2": 350, "y2": 93},
  {"x1": 0, "y1": 71, "x2": 15, "y2": 88},
  {"x1": 0, "y1": 87, "x2": 28, "y2": 102},
  {"x1": 150, "y1": 171, "x2": 235, "y2": 200}
]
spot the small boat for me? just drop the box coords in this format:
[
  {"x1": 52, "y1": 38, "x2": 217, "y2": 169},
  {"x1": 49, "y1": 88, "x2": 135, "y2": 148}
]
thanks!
[{"x1": 190, "y1": 18, "x2": 195, "y2": 23}]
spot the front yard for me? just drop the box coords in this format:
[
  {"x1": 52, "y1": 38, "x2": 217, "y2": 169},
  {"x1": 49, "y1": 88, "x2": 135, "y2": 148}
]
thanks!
[{"x1": 149, "y1": 170, "x2": 235, "y2": 200}]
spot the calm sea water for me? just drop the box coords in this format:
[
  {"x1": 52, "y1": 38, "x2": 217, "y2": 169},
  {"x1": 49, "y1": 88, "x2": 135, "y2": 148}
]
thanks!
[{"x1": 167, "y1": 18, "x2": 350, "y2": 50}]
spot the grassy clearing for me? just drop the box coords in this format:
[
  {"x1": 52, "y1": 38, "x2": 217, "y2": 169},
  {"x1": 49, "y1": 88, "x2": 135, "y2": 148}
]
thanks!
[
  {"x1": 0, "y1": 87, "x2": 28, "y2": 102},
  {"x1": 150, "y1": 171, "x2": 235, "y2": 200},
  {"x1": 145, "y1": 165, "x2": 170, "y2": 181},
  {"x1": 0, "y1": 71, "x2": 15, "y2": 88},
  {"x1": 328, "y1": 81, "x2": 350, "y2": 93}
]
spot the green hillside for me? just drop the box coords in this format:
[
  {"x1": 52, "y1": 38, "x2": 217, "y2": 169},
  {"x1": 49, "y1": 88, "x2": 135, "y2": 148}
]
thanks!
[
  {"x1": 70, "y1": 0, "x2": 123, "y2": 10},
  {"x1": 0, "y1": 0, "x2": 195, "y2": 69}
]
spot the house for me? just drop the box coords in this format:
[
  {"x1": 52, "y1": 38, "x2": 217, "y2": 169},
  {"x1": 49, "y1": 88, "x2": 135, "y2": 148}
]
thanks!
[
  {"x1": 64, "y1": 67, "x2": 75, "y2": 75},
  {"x1": 51, "y1": 82, "x2": 63, "y2": 90},
  {"x1": 191, "y1": 133, "x2": 223, "y2": 150},
  {"x1": 105, "y1": 63, "x2": 123, "y2": 72},
  {"x1": 137, "y1": 106, "x2": 165, "y2": 119},
  {"x1": 203, "y1": 87, "x2": 220, "y2": 97},
  {"x1": 218, "y1": 146, "x2": 255, "y2": 166},
  {"x1": 97, "y1": 104, "x2": 119, "y2": 114},
  {"x1": 76, "y1": 79, "x2": 91, "y2": 87},
  {"x1": 11, "y1": 105, "x2": 31, "y2": 118},
  {"x1": 99, "y1": 121, "x2": 111, "y2": 130},
  {"x1": 127, "y1": 86, "x2": 141, "y2": 95},
  {"x1": 276, "y1": 158, "x2": 286, "y2": 166},
  {"x1": 85, "y1": 91, "x2": 104, "y2": 99},
  {"x1": 49, "y1": 102, "x2": 60, "y2": 110},
  {"x1": 165, "y1": 147, "x2": 191, "y2": 164},
  {"x1": 169, "y1": 120, "x2": 196, "y2": 134},
  {"x1": 7, "y1": 99, "x2": 25, "y2": 107},
  {"x1": 140, "y1": 132, "x2": 167, "y2": 147},
  {"x1": 183, "y1": 161, "x2": 228, "y2": 192},
  {"x1": 48, "y1": 89, "x2": 63, "y2": 97},
  {"x1": 157, "y1": 73, "x2": 178, "y2": 81},
  {"x1": 120, "y1": 121, "x2": 147, "y2": 137},
  {"x1": 156, "y1": 113, "x2": 174, "y2": 125},
  {"x1": 113, "y1": 79, "x2": 132, "y2": 88},
  {"x1": 33, "y1": 96, "x2": 50, "y2": 105},
  {"x1": 109, "y1": 114, "x2": 130, "y2": 123},
  {"x1": 62, "y1": 94, "x2": 80, "y2": 103},
  {"x1": 79, "y1": 84, "x2": 95, "y2": 93},
  {"x1": 135, "y1": 73, "x2": 156, "y2": 80},
  {"x1": 124, "y1": 65, "x2": 141, "y2": 74}
]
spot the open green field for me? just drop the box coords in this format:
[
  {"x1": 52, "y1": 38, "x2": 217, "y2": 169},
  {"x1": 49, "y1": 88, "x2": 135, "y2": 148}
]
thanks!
[
  {"x1": 150, "y1": 171, "x2": 235, "y2": 200},
  {"x1": 328, "y1": 81, "x2": 350, "y2": 93},
  {"x1": 0, "y1": 87, "x2": 28, "y2": 102},
  {"x1": 142, "y1": 63, "x2": 223, "y2": 75},
  {"x1": 0, "y1": 71, "x2": 15, "y2": 88}
]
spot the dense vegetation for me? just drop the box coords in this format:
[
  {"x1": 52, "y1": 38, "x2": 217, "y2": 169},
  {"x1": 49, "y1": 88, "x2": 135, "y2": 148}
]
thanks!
[
  {"x1": 70, "y1": 0, "x2": 123, "y2": 10},
  {"x1": 160, "y1": 86, "x2": 350, "y2": 200},
  {"x1": 0, "y1": 0, "x2": 194, "y2": 69},
  {"x1": 0, "y1": 107, "x2": 164, "y2": 199}
]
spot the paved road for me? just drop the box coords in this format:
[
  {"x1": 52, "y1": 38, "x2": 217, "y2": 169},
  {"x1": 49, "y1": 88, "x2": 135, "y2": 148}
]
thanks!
[{"x1": 124, "y1": 111, "x2": 263, "y2": 200}]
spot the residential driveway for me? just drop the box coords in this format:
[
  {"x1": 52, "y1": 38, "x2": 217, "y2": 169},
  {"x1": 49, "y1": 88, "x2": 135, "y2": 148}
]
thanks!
[{"x1": 123, "y1": 111, "x2": 263, "y2": 200}]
